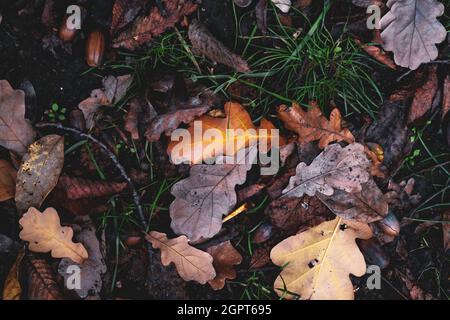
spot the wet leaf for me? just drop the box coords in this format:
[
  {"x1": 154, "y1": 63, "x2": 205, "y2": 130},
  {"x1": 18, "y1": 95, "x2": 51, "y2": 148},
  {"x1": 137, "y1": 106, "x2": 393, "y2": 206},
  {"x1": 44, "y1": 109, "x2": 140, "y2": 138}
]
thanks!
[
  {"x1": 0, "y1": 80, "x2": 36, "y2": 156},
  {"x1": 19, "y1": 207, "x2": 88, "y2": 263},
  {"x1": 271, "y1": 217, "x2": 372, "y2": 299},
  {"x1": 15, "y1": 135, "x2": 64, "y2": 214},
  {"x1": 146, "y1": 231, "x2": 216, "y2": 284},
  {"x1": 277, "y1": 102, "x2": 354, "y2": 149},
  {"x1": 206, "y1": 241, "x2": 243, "y2": 290},
  {"x1": 380, "y1": 0, "x2": 446, "y2": 70}
]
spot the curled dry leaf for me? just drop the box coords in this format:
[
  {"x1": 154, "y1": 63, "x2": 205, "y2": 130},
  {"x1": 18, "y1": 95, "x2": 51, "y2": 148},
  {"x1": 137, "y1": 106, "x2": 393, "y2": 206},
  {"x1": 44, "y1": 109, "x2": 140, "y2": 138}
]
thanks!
[
  {"x1": 407, "y1": 65, "x2": 439, "y2": 124},
  {"x1": 317, "y1": 179, "x2": 388, "y2": 223},
  {"x1": 167, "y1": 102, "x2": 256, "y2": 164},
  {"x1": 114, "y1": 0, "x2": 198, "y2": 50},
  {"x1": 146, "y1": 231, "x2": 216, "y2": 284},
  {"x1": 277, "y1": 102, "x2": 354, "y2": 149},
  {"x1": 0, "y1": 159, "x2": 17, "y2": 202},
  {"x1": 188, "y1": 19, "x2": 250, "y2": 73},
  {"x1": 15, "y1": 135, "x2": 64, "y2": 214},
  {"x1": 0, "y1": 80, "x2": 36, "y2": 156},
  {"x1": 380, "y1": 0, "x2": 446, "y2": 70},
  {"x1": 2, "y1": 248, "x2": 24, "y2": 300},
  {"x1": 170, "y1": 146, "x2": 257, "y2": 241},
  {"x1": 58, "y1": 217, "x2": 106, "y2": 299},
  {"x1": 19, "y1": 207, "x2": 88, "y2": 264},
  {"x1": 24, "y1": 254, "x2": 64, "y2": 300},
  {"x1": 282, "y1": 143, "x2": 370, "y2": 198},
  {"x1": 271, "y1": 217, "x2": 372, "y2": 300},
  {"x1": 206, "y1": 241, "x2": 243, "y2": 290}
]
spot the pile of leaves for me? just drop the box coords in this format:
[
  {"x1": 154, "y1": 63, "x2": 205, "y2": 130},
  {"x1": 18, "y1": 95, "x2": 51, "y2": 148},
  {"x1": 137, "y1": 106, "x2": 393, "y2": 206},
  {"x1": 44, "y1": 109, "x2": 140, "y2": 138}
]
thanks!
[{"x1": 0, "y1": 0, "x2": 449, "y2": 300}]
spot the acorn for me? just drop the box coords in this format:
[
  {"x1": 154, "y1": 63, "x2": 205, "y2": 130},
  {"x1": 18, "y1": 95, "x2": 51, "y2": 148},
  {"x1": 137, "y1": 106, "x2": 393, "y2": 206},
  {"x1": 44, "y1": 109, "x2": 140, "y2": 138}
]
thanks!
[
  {"x1": 85, "y1": 30, "x2": 105, "y2": 67},
  {"x1": 59, "y1": 16, "x2": 79, "y2": 43}
]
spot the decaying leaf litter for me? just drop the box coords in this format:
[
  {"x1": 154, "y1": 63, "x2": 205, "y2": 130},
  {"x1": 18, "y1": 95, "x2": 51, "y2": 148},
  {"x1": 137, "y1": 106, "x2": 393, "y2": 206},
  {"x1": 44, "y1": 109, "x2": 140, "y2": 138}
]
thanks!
[{"x1": 0, "y1": 0, "x2": 449, "y2": 300}]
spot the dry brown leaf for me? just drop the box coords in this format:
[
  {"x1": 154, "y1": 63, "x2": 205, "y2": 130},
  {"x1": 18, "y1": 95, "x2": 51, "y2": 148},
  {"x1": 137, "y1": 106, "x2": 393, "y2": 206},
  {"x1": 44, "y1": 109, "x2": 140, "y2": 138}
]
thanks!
[
  {"x1": 282, "y1": 143, "x2": 371, "y2": 198},
  {"x1": 354, "y1": 39, "x2": 396, "y2": 70},
  {"x1": 0, "y1": 159, "x2": 17, "y2": 202},
  {"x1": 170, "y1": 146, "x2": 257, "y2": 241},
  {"x1": 19, "y1": 207, "x2": 88, "y2": 263},
  {"x1": 317, "y1": 179, "x2": 388, "y2": 223},
  {"x1": 146, "y1": 231, "x2": 216, "y2": 284},
  {"x1": 24, "y1": 254, "x2": 64, "y2": 300},
  {"x1": 167, "y1": 102, "x2": 256, "y2": 164},
  {"x1": 271, "y1": 217, "x2": 372, "y2": 300},
  {"x1": 0, "y1": 80, "x2": 36, "y2": 156},
  {"x1": 277, "y1": 102, "x2": 354, "y2": 149},
  {"x1": 58, "y1": 217, "x2": 106, "y2": 299},
  {"x1": 110, "y1": 0, "x2": 146, "y2": 35},
  {"x1": 207, "y1": 241, "x2": 243, "y2": 290},
  {"x1": 113, "y1": 0, "x2": 198, "y2": 50},
  {"x1": 380, "y1": 0, "x2": 446, "y2": 70},
  {"x1": 15, "y1": 135, "x2": 64, "y2": 214},
  {"x1": 188, "y1": 19, "x2": 250, "y2": 73},
  {"x1": 2, "y1": 248, "x2": 24, "y2": 300},
  {"x1": 407, "y1": 65, "x2": 439, "y2": 124}
]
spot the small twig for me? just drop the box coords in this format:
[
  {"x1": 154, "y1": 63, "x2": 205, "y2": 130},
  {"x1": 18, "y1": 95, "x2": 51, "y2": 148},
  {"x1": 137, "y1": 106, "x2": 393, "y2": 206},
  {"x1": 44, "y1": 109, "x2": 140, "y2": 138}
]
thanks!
[{"x1": 35, "y1": 123, "x2": 154, "y2": 279}]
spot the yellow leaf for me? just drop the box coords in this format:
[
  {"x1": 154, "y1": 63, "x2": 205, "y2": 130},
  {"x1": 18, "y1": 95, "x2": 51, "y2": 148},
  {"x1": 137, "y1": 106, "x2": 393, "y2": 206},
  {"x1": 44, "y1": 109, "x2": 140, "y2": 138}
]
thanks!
[
  {"x1": 0, "y1": 159, "x2": 17, "y2": 202},
  {"x1": 270, "y1": 217, "x2": 372, "y2": 300},
  {"x1": 19, "y1": 207, "x2": 88, "y2": 264},
  {"x1": 2, "y1": 248, "x2": 25, "y2": 300},
  {"x1": 146, "y1": 231, "x2": 216, "y2": 284}
]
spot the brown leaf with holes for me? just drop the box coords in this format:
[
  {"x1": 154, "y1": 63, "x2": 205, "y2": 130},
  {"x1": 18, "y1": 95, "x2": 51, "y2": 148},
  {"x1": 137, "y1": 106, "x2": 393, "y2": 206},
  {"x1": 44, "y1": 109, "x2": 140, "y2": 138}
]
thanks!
[
  {"x1": 15, "y1": 135, "x2": 64, "y2": 214},
  {"x1": 407, "y1": 65, "x2": 439, "y2": 124},
  {"x1": 113, "y1": 0, "x2": 198, "y2": 50},
  {"x1": 277, "y1": 102, "x2": 354, "y2": 149},
  {"x1": 19, "y1": 207, "x2": 88, "y2": 263},
  {"x1": 188, "y1": 19, "x2": 250, "y2": 73},
  {"x1": 146, "y1": 231, "x2": 216, "y2": 284},
  {"x1": 0, "y1": 160, "x2": 17, "y2": 202},
  {"x1": 206, "y1": 241, "x2": 243, "y2": 290},
  {"x1": 24, "y1": 254, "x2": 64, "y2": 300},
  {"x1": 0, "y1": 80, "x2": 36, "y2": 156}
]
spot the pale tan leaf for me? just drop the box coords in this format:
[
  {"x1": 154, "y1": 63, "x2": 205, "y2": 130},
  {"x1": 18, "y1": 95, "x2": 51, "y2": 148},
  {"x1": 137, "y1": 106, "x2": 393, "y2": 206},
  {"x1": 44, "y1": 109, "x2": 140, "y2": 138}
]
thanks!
[
  {"x1": 0, "y1": 80, "x2": 36, "y2": 155},
  {"x1": 271, "y1": 217, "x2": 372, "y2": 300},
  {"x1": 282, "y1": 143, "x2": 370, "y2": 198},
  {"x1": 15, "y1": 135, "x2": 64, "y2": 214},
  {"x1": 146, "y1": 231, "x2": 216, "y2": 284},
  {"x1": 19, "y1": 207, "x2": 88, "y2": 263}
]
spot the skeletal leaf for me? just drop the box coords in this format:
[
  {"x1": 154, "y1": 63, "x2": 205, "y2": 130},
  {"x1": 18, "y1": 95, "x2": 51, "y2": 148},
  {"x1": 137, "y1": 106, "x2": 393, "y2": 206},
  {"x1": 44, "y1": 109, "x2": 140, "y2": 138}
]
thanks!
[
  {"x1": 0, "y1": 160, "x2": 17, "y2": 202},
  {"x1": 380, "y1": 0, "x2": 446, "y2": 70},
  {"x1": 19, "y1": 207, "x2": 88, "y2": 263},
  {"x1": 2, "y1": 248, "x2": 24, "y2": 300},
  {"x1": 170, "y1": 146, "x2": 258, "y2": 241},
  {"x1": 271, "y1": 217, "x2": 372, "y2": 300},
  {"x1": 188, "y1": 19, "x2": 250, "y2": 73},
  {"x1": 15, "y1": 135, "x2": 64, "y2": 214},
  {"x1": 277, "y1": 102, "x2": 354, "y2": 149},
  {"x1": 58, "y1": 217, "x2": 106, "y2": 299},
  {"x1": 0, "y1": 80, "x2": 36, "y2": 155},
  {"x1": 282, "y1": 143, "x2": 371, "y2": 198},
  {"x1": 146, "y1": 231, "x2": 216, "y2": 284},
  {"x1": 24, "y1": 254, "x2": 64, "y2": 300},
  {"x1": 317, "y1": 179, "x2": 388, "y2": 223},
  {"x1": 207, "y1": 241, "x2": 243, "y2": 290}
]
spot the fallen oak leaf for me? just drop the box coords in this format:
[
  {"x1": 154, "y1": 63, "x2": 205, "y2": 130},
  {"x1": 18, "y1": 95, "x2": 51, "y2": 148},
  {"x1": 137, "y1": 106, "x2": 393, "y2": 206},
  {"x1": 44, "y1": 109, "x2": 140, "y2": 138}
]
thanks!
[
  {"x1": 380, "y1": 0, "x2": 447, "y2": 70},
  {"x1": 0, "y1": 159, "x2": 17, "y2": 202},
  {"x1": 19, "y1": 207, "x2": 88, "y2": 264},
  {"x1": 170, "y1": 145, "x2": 258, "y2": 241},
  {"x1": 206, "y1": 240, "x2": 243, "y2": 290},
  {"x1": 0, "y1": 80, "x2": 36, "y2": 156},
  {"x1": 277, "y1": 102, "x2": 354, "y2": 149},
  {"x1": 282, "y1": 143, "x2": 371, "y2": 198},
  {"x1": 113, "y1": 0, "x2": 198, "y2": 50},
  {"x1": 270, "y1": 217, "x2": 372, "y2": 300},
  {"x1": 146, "y1": 231, "x2": 216, "y2": 284},
  {"x1": 188, "y1": 19, "x2": 250, "y2": 73},
  {"x1": 15, "y1": 135, "x2": 64, "y2": 214}
]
